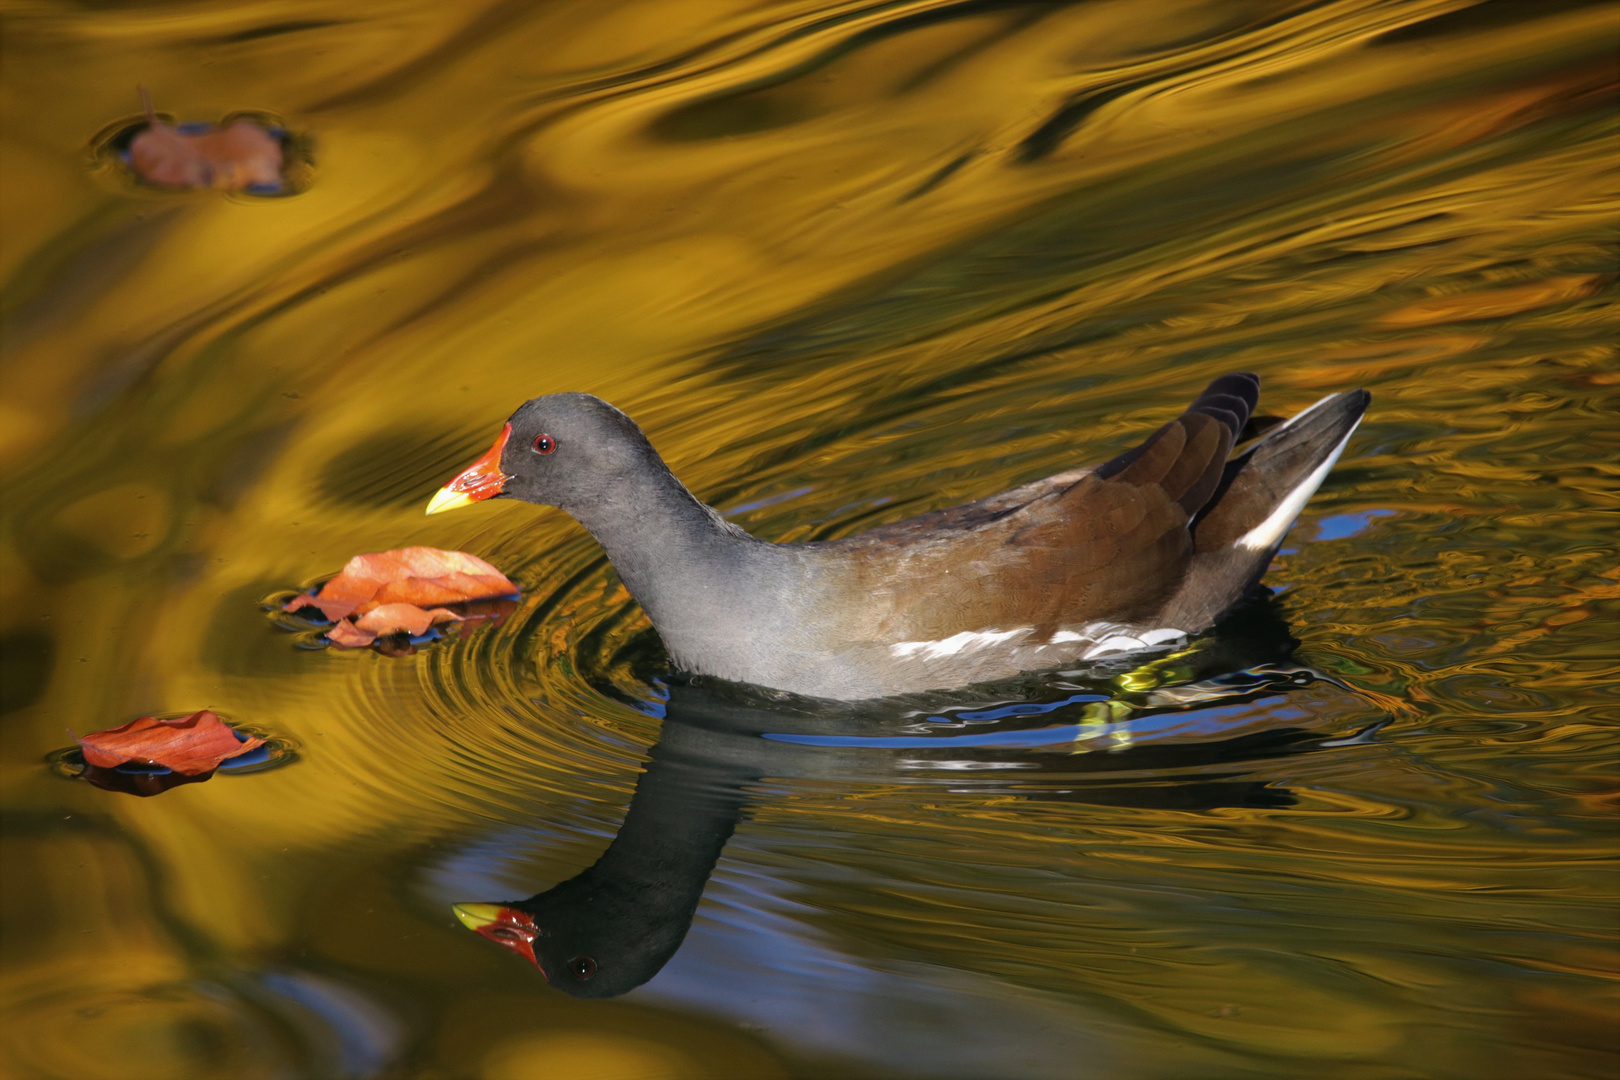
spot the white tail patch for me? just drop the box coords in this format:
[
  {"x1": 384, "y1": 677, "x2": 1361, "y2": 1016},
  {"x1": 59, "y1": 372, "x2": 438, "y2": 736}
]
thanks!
[{"x1": 1236, "y1": 407, "x2": 1363, "y2": 552}]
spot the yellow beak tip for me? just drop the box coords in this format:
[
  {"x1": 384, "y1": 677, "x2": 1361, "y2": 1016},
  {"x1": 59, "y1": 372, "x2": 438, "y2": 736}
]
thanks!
[
  {"x1": 425, "y1": 488, "x2": 475, "y2": 516},
  {"x1": 452, "y1": 902, "x2": 503, "y2": 931}
]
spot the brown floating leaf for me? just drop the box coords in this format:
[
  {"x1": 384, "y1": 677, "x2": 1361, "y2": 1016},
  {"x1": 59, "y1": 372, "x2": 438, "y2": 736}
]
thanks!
[
  {"x1": 325, "y1": 619, "x2": 380, "y2": 649},
  {"x1": 329, "y1": 603, "x2": 464, "y2": 648},
  {"x1": 286, "y1": 546, "x2": 518, "y2": 619},
  {"x1": 128, "y1": 87, "x2": 283, "y2": 191},
  {"x1": 284, "y1": 546, "x2": 519, "y2": 649},
  {"x1": 356, "y1": 603, "x2": 461, "y2": 635},
  {"x1": 73, "y1": 711, "x2": 263, "y2": 775}
]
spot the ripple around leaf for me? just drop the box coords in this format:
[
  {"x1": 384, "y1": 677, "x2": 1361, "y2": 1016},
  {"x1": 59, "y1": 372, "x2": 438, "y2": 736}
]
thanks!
[{"x1": 5, "y1": 0, "x2": 1617, "y2": 1075}]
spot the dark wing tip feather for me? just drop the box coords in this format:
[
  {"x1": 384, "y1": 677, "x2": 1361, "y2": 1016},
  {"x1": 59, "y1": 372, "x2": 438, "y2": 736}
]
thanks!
[
  {"x1": 1189, "y1": 374, "x2": 1258, "y2": 438},
  {"x1": 1094, "y1": 373, "x2": 1258, "y2": 500}
]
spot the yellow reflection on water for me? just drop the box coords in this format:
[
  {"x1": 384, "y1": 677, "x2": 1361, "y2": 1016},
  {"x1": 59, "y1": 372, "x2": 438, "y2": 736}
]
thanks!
[{"x1": 2, "y1": 0, "x2": 1617, "y2": 1076}]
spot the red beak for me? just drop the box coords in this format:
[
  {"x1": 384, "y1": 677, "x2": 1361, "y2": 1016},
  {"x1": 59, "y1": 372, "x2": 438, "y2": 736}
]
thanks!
[
  {"x1": 452, "y1": 903, "x2": 546, "y2": 978},
  {"x1": 426, "y1": 424, "x2": 511, "y2": 515}
]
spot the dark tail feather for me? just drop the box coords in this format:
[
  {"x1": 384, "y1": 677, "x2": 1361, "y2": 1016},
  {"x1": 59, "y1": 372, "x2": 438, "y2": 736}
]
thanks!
[
  {"x1": 1193, "y1": 389, "x2": 1370, "y2": 554},
  {"x1": 1160, "y1": 388, "x2": 1369, "y2": 631}
]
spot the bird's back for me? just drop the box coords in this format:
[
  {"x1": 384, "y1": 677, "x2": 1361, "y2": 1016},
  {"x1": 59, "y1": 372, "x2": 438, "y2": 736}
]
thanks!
[{"x1": 771, "y1": 375, "x2": 1367, "y2": 698}]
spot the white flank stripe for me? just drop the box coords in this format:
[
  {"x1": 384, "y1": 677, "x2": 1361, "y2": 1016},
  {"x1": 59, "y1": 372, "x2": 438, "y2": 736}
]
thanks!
[
  {"x1": 1235, "y1": 413, "x2": 1362, "y2": 552},
  {"x1": 1083, "y1": 635, "x2": 1146, "y2": 658},
  {"x1": 891, "y1": 628, "x2": 1029, "y2": 661},
  {"x1": 1138, "y1": 627, "x2": 1187, "y2": 647}
]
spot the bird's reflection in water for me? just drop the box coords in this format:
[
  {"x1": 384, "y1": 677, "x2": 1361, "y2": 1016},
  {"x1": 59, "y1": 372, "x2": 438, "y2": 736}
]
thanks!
[{"x1": 454, "y1": 595, "x2": 1377, "y2": 998}]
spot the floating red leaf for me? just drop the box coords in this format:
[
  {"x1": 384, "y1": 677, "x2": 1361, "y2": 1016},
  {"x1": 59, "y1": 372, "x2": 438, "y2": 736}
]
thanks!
[
  {"x1": 73, "y1": 711, "x2": 263, "y2": 776},
  {"x1": 286, "y1": 547, "x2": 517, "y2": 621},
  {"x1": 284, "y1": 546, "x2": 519, "y2": 650},
  {"x1": 325, "y1": 619, "x2": 378, "y2": 649},
  {"x1": 327, "y1": 603, "x2": 463, "y2": 648},
  {"x1": 357, "y1": 603, "x2": 461, "y2": 635},
  {"x1": 128, "y1": 88, "x2": 283, "y2": 191}
]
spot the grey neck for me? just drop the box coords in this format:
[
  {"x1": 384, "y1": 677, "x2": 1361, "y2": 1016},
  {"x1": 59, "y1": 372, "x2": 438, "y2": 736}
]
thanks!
[{"x1": 560, "y1": 455, "x2": 777, "y2": 640}]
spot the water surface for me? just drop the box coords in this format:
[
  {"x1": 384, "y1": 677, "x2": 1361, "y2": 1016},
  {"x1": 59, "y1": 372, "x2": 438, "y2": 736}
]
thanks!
[{"x1": 2, "y1": 1, "x2": 1616, "y2": 1077}]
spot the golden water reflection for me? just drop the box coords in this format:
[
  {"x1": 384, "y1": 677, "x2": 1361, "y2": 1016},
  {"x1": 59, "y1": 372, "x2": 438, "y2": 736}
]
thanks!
[{"x1": 2, "y1": 0, "x2": 1616, "y2": 1077}]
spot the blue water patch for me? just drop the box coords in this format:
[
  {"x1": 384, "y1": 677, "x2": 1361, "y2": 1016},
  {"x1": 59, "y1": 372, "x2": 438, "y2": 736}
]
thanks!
[
  {"x1": 219, "y1": 742, "x2": 274, "y2": 771},
  {"x1": 722, "y1": 485, "x2": 814, "y2": 516},
  {"x1": 258, "y1": 971, "x2": 402, "y2": 1077},
  {"x1": 762, "y1": 697, "x2": 1308, "y2": 751},
  {"x1": 1314, "y1": 508, "x2": 1394, "y2": 541},
  {"x1": 953, "y1": 692, "x2": 1107, "y2": 722},
  {"x1": 764, "y1": 724, "x2": 1091, "y2": 750},
  {"x1": 762, "y1": 692, "x2": 1111, "y2": 747}
]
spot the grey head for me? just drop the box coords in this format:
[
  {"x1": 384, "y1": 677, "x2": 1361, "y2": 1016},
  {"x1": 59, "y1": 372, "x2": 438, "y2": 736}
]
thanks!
[
  {"x1": 429, "y1": 391, "x2": 767, "y2": 682},
  {"x1": 525, "y1": 868, "x2": 709, "y2": 999},
  {"x1": 497, "y1": 393, "x2": 672, "y2": 513},
  {"x1": 451, "y1": 883, "x2": 697, "y2": 1000}
]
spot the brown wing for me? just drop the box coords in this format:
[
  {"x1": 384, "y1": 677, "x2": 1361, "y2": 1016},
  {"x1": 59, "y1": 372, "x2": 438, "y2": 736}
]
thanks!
[
  {"x1": 835, "y1": 374, "x2": 1259, "y2": 640},
  {"x1": 848, "y1": 466, "x2": 1095, "y2": 544}
]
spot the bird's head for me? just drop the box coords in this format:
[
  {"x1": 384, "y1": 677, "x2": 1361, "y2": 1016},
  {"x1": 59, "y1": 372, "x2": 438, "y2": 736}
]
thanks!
[
  {"x1": 452, "y1": 887, "x2": 687, "y2": 1000},
  {"x1": 426, "y1": 394, "x2": 659, "y2": 517}
]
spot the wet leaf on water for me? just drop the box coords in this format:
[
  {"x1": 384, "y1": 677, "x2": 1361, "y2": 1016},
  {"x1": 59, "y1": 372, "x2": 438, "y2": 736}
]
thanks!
[
  {"x1": 127, "y1": 87, "x2": 284, "y2": 192},
  {"x1": 72, "y1": 710, "x2": 265, "y2": 775},
  {"x1": 285, "y1": 546, "x2": 520, "y2": 650}
]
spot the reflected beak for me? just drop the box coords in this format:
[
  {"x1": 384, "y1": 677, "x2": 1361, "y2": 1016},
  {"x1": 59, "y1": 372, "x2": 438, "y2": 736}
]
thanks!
[
  {"x1": 452, "y1": 902, "x2": 505, "y2": 931},
  {"x1": 427, "y1": 424, "x2": 511, "y2": 515},
  {"x1": 452, "y1": 902, "x2": 544, "y2": 974}
]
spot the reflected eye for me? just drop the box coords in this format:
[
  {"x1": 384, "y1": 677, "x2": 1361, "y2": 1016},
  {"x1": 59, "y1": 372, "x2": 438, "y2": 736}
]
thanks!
[
  {"x1": 568, "y1": 955, "x2": 597, "y2": 980},
  {"x1": 532, "y1": 434, "x2": 556, "y2": 454}
]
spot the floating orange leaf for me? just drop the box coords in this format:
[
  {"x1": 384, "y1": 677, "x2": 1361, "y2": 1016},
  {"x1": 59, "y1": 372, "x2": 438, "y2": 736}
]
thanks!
[
  {"x1": 325, "y1": 619, "x2": 379, "y2": 649},
  {"x1": 285, "y1": 546, "x2": 519, "y2": 649},
  {"x1": 356, "y1": 603, "x2": 462, "y2": 635},
  {"x1": 128, "y1": 87, "x2": 284, "y2": 192},
  {"x1": 73, "y1": 711, "x2": 263, "y2": 775},
  {"x1": 286, "y1": 546, "x2": 518, "y2": 620},
  {"x1": 327, "y1": 603, "x2": 465, "y2": 648}
]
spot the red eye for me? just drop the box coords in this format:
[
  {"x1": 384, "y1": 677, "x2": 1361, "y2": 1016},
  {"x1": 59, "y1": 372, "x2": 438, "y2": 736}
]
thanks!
[
  {"x1": 532, "y1": 434, "x2": 556, "y2": 454},
  {"x1": 568, "y1": 956, "x2": 597, "y2": 980}
]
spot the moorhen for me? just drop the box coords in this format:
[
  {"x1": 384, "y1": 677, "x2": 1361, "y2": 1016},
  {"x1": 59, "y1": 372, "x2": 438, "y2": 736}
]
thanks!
[{"x1": 427, "y1": 373, "x2": 1368, "y2": 700}]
